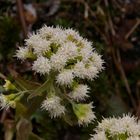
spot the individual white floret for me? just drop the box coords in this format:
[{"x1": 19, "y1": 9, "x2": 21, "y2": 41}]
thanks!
[
  {"x1": 58, "y1": 42, "x2": 78, "y2": 59},
  {"x1": 97, "y1": 117, "x2": 117, "y2": 132},
  {"x1": 69, "y1": 84, "x2": 90, "y2": 101},
  {"x1": 39, "y1": 25, "x2": 55, "y2": 38},
  {"x1": 109, "y1": 119, "x2": 127, "y2": 135},
  {"x1": 50, "y1": 30, "x2": 67, "y2": 45},
  {"x1": 74, "y1": 62, "x2": 98, "y2": 80},
  {"x1": 120, "y1": 115, "x2": 140, "y2": 136},
  {"x1": 79, "y1": 39, "x2": 94, "y2": 61},
  {"x1": 32, "y1": 56, "x2": 51, "y2": 74},
  {"x1": 56, "y1": 69, "x2": 74, "y2": 86},
  {"x1": 90, "y1": 131, "x2": 107, "y2": 140},
  {"x1": 25, "y1": 33, "x2": 41, "y2": 46},
  {"x1": 16, "y1": 47, "x2": 30, "y2": 60},
  {"x1": 91, "y1": 52, "x2": 104, "y2": 71},
  {"x1": 127, "y1": 123, "x2": 140, "y2": 136},
  {"x1": 73, "y1": 61, "x2": 87, "y2": 79},
  {"x1": 85, "y1": 65, "x2": 99, "y2": 80},
  {"x1": 26, "y1": 32, "x2": 52, "y2": 56},
  {"x1": 50, "y1": 53, "x2": 67, "y2": 71},
  {"x1": 65, "y1": 28, "x2": 81, "y2": 41},
  {"x1": 32, "y1": 39, "x2": 51, "y2": 55},
  {"x1": 80, "y1": 38, "x2": 93, "y2": 48},
  {"x1": 80, "y1": 46, "x2": 94, "y2": 62},
  {"x1": 41, "y1": 96, "x2": 65, "y2": 118}
]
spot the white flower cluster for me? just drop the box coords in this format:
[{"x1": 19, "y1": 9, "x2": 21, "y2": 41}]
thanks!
[
  {"x1": 16, "y1": 25, "x2": 104, "y2": 81},
  {"x1": 90, "y1": 114, "x2": 140, "y2": 140},
  {"x1": 41, "y1": 96, "x2": 65, "y2": 118},
  {"x1": 16, "y1": 25, "x2": 104, "y2": 125}
]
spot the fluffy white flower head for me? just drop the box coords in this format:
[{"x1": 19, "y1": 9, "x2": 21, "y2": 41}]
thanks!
[
  {"x1": 39, "y1": 25, "x2": 56, "y2": 38},
  {"x1": 16, "y1": 25, "x2": 104, "y2": 81},
  {"x1": 32, "y1": 56, "x2": 51, "y2": 75},
  {"x1": 79, "y1": 39, "x2": 94, "y2": 61},
  {"x1": 25, "y1": 33, "x2": 41, "y2": 46},
  {"x1": 73, "y1": 61, "x2": 87, "y2": 79},
  {"x1": 65, "y1": 28, "x2": 82, "y2": 41},
  {"x1": 56, "y1": 69, "x2": 74, "y2": 86},
  {"x1": 59, "y1": 42, "x2": 78, "y2": 59},
  {"x1": 74, "y1": 62, "x2": 99, "y2": 80},
  {"x1": 16, "y1": 47, "x2": 30, "y2": 60},
  {"x1": 50, "y1": 53, "x2": 67, "y2": 71},
  {"x1": 33, "y1": 39, "x2": 51, "y2": 55},
  {"x1": 41, "y1": 96, "x2": 65, "y2": 118},
  {"x1": 91, "y1": 52, "x2": 104, "y2": 71}
]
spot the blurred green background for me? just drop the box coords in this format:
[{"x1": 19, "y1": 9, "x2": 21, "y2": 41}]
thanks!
[{"x1": 0, "y1": 0, "x2": 140, "y2": 140}]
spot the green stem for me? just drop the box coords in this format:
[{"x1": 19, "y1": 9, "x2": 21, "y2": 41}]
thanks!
[{"x1": 27, "y1": 73, "x2": 56, "y2": 100}]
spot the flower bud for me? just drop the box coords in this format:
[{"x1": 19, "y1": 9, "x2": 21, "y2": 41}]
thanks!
[
  {"x1": 73, "y1": 103, "x2": 95, "y2": 125},
  {"x1": 3, "y1": 80, "x2": 16, "y2": 91}
]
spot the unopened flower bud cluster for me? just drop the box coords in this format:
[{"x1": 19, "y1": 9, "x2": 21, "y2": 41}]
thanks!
[
  {"x1": 15, "y1": 26, "x2": 104, "y2": 125},
  {"x1": 90, "y1": 114, "x2": 140, "y2": 140}
]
